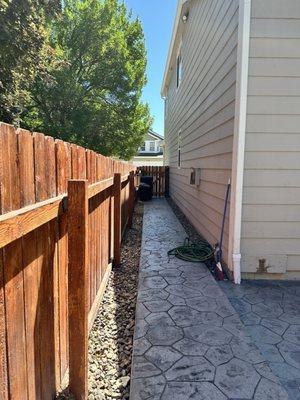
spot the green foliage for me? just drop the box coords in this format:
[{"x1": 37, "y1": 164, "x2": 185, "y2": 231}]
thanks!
[
  {"x1": 0, "y1": 0, "x2": 151, "y2": 159},
  {"x1": 25, "y1": 0, "x2": 152, "y2": 160},
  {"x1": 0, "y1": 0, "x2": 60, "y2": 124}
]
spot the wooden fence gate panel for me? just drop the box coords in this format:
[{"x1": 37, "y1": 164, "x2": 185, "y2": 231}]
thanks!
[
  {"x1": 138, "y1": 166, "x2": 169, "y2": 197},
  {"x1": 0, "y1": 122, "x2": 136, "y2": 400}
]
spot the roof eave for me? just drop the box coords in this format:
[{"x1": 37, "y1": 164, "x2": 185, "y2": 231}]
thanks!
[
  {"x1": 148, "y1": 130, "x2": 164, "y2": 140},
  {"x1": 161, "y1": 0, "x2": 189, "y2": 98}
]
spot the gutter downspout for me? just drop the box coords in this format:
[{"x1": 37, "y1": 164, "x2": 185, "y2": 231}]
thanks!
[{"x1": 228, "y1": 0, "x2": 251, "y2": 284}]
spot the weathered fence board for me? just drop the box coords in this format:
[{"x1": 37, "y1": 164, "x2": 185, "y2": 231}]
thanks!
[
  {"x1": 19, "y1": 128, "x2": 41, "y2": 400},
  {"x1": 0, "y1": 249, "x2": 8, "y2": 400},
  {"x1": 56, "y1": 139, "x2": 71, "y2": 384},
  {"x1": 113, "y1": 173, "x2": 122, "y2": 267},
  {"x1": 68, "y1": 180, "x2": 89, "y2": 399},
  {"x1": 1, "y1": 124, "x2": 28, "y2": 400},
  {"x1": 0, "y1": 122, "x2": 136, "y2": 400}
]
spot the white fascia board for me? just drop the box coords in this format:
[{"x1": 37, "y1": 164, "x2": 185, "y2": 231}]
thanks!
[
  {"x1": 161, "y1": 0, "x2": 189, "y2": 98},
  {"x1": 148, "y1": 130, "x2": 164, "y2": 140},
  {"x1": 228, "y1": 0, "x2": 251, "y2": 284}
]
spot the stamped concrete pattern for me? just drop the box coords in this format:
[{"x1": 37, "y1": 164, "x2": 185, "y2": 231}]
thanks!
[
  {"x1": 219, "y1": 280, "x2": 300, "y2": 400},
  {"x1": 130, "y1": 200, "x2": 290, "y2": 400}
]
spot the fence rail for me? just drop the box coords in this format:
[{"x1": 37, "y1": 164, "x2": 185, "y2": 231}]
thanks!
[
  {"x1": 138, "y1": 166, "x2": 169, "y2": 197},
  {"x1": 0, "y1": 122, "x2": 136, "y2": 400}
]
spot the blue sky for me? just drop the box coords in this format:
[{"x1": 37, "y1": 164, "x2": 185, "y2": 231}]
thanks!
[{"x1": 123, "y1": 0, "x2": 177, "y2": 136}]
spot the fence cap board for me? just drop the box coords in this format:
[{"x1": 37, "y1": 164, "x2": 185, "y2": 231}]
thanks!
[
  {"x1": 121, "y1": 174, "x2": 129, "y2": 183},
  {"x1": 0, "y1": 171, "x2": 135, "y2": 249},
  {"x1": 0, "y1": 195, "x2": 66, "y2": 248},
  {"x1": 88, "y1": 177, "x2": 114, "y2": 199}
]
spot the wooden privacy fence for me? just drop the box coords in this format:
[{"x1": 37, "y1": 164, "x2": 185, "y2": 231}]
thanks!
[
  {"x1": 138, "y1": 166, "x2": 169, "y2": 197},
  {"x1": 0, "y1": 122, "x2": 136, "y2": 400}
]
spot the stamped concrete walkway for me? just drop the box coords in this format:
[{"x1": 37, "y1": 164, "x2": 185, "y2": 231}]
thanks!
[
  {"x1": 219, "y1": 280, "x2": 300, "y2": 400},
  {"x1": 130, "y1": 199, "x2": 290, "y2": 400}
]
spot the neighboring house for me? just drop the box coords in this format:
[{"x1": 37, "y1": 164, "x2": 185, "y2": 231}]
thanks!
[
  {"x1": 162, "y1": 0, "x2": 300, "y2": 282},
  {"x1": 132, "y1": 130, "x2": 164, "y2": 166}
]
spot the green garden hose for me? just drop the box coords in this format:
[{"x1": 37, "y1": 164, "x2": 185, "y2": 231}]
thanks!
[{"x1": 168, "y1": 237, "x2": 214, "y2": 263}]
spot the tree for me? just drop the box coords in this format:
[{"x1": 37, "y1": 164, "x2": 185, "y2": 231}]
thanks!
[
  {"x1": 25, "y1": 0, "x2": 152, "y2": 160},
  {"x1": 0, "y1": 0, "x2": 60, "y2": 125}
]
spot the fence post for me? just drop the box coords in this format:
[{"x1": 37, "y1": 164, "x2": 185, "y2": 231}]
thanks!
[
  {"x1": 113, "y1": 173, "x2": 121, "y2": 267},
  {"x1": 165, "y1": 166, "x2": 170, "y2": 198},
  {"x1": 68, "y1": 180, "x2": 89, "y2": 400},
  {"x1": 128, "y1": 171, "x2": 135, "y2": 228}
]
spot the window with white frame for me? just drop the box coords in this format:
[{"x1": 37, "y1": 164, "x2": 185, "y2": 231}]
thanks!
[
  {"x1": 140, "y1": 142, "x2": 145, "y2": 151},
  {"x1": 178, "y1": 131, "x2": 182, "y2": 168},
  {"x1": 149, "y1": 141, "x2": 155, "y2": 152},
  {"x1": 176, "y1": 47, "x2": 183, "y2": 88}
]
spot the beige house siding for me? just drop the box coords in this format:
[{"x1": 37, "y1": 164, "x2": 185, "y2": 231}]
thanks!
[
  {"x1": 165, "y1": 0, "x2": 239, "y2": 265},
  {"x1": 241, "y1": 0, "x2": 300, "y2": 276}
]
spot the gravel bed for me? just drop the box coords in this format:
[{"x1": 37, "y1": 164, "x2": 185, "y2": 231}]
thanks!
[{"x1": 58, "y1": 202, "x2": 143, "y2": 400}]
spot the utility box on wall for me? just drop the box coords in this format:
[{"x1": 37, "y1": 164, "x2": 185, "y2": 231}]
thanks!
[{"x1": 190, "y1": 168, "x2": 201, "y2": 187}]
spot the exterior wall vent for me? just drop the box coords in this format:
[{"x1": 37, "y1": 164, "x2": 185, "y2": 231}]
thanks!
[{"x1": 190, "y1": 168, "x2": 201, "y2": 186}]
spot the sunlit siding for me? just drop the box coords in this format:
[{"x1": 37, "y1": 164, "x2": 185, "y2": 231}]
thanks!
[
  {"x1": 241, "y1": 0, "x2": 300, "y2": 275},
  {"x1": 164, "y1": 0, "x2": 239, "y2": 266}
]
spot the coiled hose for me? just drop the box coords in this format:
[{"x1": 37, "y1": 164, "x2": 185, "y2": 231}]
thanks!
[{"x1": 168, "y1": 237, "x2": 214, "y2": 263}]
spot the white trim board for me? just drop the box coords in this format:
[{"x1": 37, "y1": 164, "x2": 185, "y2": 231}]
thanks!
[
  {"x1": 228, "y1": 0, "x2": 252, "y2": 284},
  {"x1": 147, "y1": 130, "x2": 164, "y2": 140}
]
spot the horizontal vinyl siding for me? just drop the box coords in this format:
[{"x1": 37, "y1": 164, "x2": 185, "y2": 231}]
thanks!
[
  {"x1": 241, "y1": 0, "x2": 300, "y2": 274},
  {"x1": 164, "y1": 0, "x2": 239, "y2": 267}
]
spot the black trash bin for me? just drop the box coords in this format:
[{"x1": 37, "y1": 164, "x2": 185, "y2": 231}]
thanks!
[
  {"x1": 141, "y1": 175, "x2": 154, "y2": 196},
  {"x1": 138, "y1": 176, "x2": 153, "y2": 201}
]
